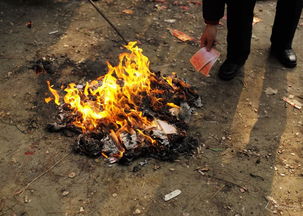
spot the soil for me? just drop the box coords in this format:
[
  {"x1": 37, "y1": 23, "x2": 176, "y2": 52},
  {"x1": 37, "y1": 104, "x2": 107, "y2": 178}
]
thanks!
[{"x1": 0, "y1": 0, "x2": 302, "y2": 216}]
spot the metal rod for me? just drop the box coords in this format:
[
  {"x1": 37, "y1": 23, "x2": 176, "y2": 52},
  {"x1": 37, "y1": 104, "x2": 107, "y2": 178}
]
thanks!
[{"x1": 88, "y1": 0, "x2": 128, "y2": 44}]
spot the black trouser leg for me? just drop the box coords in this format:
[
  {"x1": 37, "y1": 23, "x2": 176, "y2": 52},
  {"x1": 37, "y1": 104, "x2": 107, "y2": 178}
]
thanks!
[
  {"x1": 271, "y1": 0, "x2": 303, "y2": 49},
  {"x1": 226, "y1": 0, "x2": 257, "y2": 65}
]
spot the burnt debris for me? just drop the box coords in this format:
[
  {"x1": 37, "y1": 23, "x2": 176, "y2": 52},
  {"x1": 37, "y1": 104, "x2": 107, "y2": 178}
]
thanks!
[
  {"x1": 46, "y1": 72, "x2": 200, "y2": 164},
  {"x1": 42, "y1": 47, "x2": 201, "y2": 163}
]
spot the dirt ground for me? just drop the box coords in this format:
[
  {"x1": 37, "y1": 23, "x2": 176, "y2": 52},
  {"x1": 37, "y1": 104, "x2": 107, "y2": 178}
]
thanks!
[{"x1": 0, "y1": 0, "x2": 302, "y2": 215}]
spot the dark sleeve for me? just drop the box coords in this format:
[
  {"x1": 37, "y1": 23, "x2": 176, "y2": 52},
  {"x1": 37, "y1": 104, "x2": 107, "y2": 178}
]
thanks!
[{"x1": 202, "y1": 0, "x2": 225, "y2": 25}]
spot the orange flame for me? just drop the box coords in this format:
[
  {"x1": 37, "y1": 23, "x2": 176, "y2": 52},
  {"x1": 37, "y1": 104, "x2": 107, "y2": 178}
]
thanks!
[
  {"x1": 59, "y1": 41, "x2": 158, "y2": 132},
  {"x1": 45, "y1": 41, "x2": 180, "y2": 157},
  {"x1": 44, "y1": 97, "x2": 52, "y2": 103},
  {"x1": 46, "y1": 81, "x2": 60, "y2": 105}
]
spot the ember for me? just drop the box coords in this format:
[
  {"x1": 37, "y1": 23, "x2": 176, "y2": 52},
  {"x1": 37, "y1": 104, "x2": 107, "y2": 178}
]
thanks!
[{"x1": 45, "y1": 41, "x2": 200, "y2": 163}]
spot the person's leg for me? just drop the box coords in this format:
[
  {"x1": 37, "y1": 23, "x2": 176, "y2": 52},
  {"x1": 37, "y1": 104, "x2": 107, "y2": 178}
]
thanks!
[
  {"x1": 218, "y1": 0, "x2": 256, "y2": 81},
  {"x1": 226, "y1": 0, "x2": 256, "y2": 65},
  {"x1": 270, "y1": 0, "x2": 303, "y2": 68},
  {"x1": 271, "y1": 0, "x2": 303, "y2": 49}
]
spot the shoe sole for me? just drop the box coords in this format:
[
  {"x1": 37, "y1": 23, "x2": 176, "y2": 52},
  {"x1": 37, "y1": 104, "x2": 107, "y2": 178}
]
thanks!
[{"x1": 279, "y1": 59, "x2": 297, "y2": 68}]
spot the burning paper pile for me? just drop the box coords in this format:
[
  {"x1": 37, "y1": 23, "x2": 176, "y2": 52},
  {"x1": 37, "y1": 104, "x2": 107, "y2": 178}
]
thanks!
[{"x1": 45, "y1": 41, "x2": 201, "y2": 163}]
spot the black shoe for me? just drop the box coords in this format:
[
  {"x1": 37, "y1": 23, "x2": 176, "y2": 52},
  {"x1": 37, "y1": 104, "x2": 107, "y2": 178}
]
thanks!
[
  {"x1": 218, "y1": 60, "x2": 243, "y2": 81},
  {"x1": 270, "y1": 47, "x2": 297, "y2": 68}
]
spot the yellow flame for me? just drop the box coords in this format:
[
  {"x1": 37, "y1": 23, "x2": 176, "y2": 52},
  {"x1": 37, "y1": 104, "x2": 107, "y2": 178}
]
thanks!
[
  {"x1": 167, "y1": 103, "x2": 180, "y2": 108},
  {"x1": 58, "y1": 41, "x2": 157, "y2": 133},
  {"x1": 45, "y1": 97, "x2": 52, "y2": 103},
  {"x1": 46, "y1": 81, "x2": 60, "y2": 105},
  {"x1": 45, "y1": 41, "x2": 183, "y2": 157}
]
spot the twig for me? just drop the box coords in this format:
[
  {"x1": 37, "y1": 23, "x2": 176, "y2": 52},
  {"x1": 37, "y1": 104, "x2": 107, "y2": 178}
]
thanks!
[
  {"x1": 88, "y1": 0, "x2": 128, "y2": 44},
  {"x1": 210, "y1": 185, "x2": 225, "y2": 200},
  {"x1": 0, "y1": 119, "x2": 27, "y2": 134},
  {"x1": 198, "y1": 172, "x2": 245, "y2": 189},
  {"x1": 15, "y1": 152, "x2": 71, "y2": 196}
]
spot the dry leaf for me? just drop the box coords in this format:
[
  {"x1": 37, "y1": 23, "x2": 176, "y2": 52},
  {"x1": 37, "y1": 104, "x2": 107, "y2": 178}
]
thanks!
[
  {"x1": 180, "y1": 6, "x2": 190, "y2": 10},
  {"x1": 168, "y1": 28, "x2": 195, "y2": 42},
  {"x1": 122, "y1": 9, "x2": 134, "y2": 15},
  {"x1": 188, "y1": 0, "x2": 202, "y2": 5}
]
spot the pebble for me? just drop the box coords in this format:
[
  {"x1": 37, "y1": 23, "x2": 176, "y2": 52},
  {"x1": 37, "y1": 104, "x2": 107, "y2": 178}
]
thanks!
[
  {"x1": 164, "y1": 19, "x2": 176, "y2": 23},
  {"x1": 239, "y1": 188, "x2": 246, "y2": 193},
  {"x1": 7, "y1": 72, "x2": 13, "y2": 77},
  {"x1": 24, "y1": 195, "x2": 31, "y2": 203},
  {"x1": 134, "y1": 209, "x2": 141, "y2": 215},
  {"x1": 62, "y1": 191, "x2": 69, "y2": 196},
  {"x1": 79, "y1": 207, "x2": 84, "y2": 212},
  {"x1": 68, "y1": 172, "x2": 76, "y2": 178}
]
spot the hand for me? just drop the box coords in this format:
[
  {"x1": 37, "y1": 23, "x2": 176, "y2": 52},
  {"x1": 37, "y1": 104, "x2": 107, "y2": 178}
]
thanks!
[{"x1": 200, "y1": 24, "x2": 218, "y2": 51}]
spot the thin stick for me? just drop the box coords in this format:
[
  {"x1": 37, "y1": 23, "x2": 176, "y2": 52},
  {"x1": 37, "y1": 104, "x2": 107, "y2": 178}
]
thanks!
[
  {"x1": 0, "y1": 119, "x2": 27, "y2": 134},
  {"x1": 15, "y1": 152, "x2": 71, "y2": 196},
  {"x1": 210, "y1": 185, "x2": 225, "y2": 200},
  {"x1": 197, "y1": 171, "x2": 246, "y2": 189},
  {"x1": 88, "y1": 0, "x2": 128, "y2": 44}
]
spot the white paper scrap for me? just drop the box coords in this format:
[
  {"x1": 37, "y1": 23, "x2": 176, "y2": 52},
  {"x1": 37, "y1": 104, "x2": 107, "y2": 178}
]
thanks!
[{"x1": 164, "y1": 189, "x2": 182, "y2": 201}]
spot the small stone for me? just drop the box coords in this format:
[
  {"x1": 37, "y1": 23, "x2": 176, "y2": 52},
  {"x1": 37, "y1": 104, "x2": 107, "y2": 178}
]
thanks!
[
  {"x1": 62, "y1": 191, "x2": 69, "y2": 196},
  {"x1": 169, "y1": 168, "x2": 175, "y2": 171},
  {"x1": 265, "y1": 87, "x2": 278, "y2": 95},
  {"x1": 79, "y1": 207, "x2": 84, "y2": 212},
  {"x1": 164, "y1": 19, "x2": 176, "y2": 23},
  {"x1": 68, "y1": 172, "x2": 76, "y2": 178},
  {"x1": 112, "y1": 193, "x2": 118, "y2": 197},
  {"x1": 24, "y1": 195, "x2": 31, "y2": 203},
  {"x1": 134, "y1": 209, "x2": 141, "y2": 215}
]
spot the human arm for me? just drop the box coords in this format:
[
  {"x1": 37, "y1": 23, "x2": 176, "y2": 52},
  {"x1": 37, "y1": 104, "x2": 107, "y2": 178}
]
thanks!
[{"x1": 200, "y1": 0, "x2": 225, "y2": 50}]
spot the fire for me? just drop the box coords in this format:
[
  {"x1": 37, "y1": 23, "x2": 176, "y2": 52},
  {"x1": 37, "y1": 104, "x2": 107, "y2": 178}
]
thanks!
[
  {"x1": 45, "y1": 42, "x2": 182, "y2": 153},
  {"x1": 46, "y1": 81, "x2": 60, "y2": 105},
  {"x1": 62, "y1": 41, "x2": 159, "y2": 132}
]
